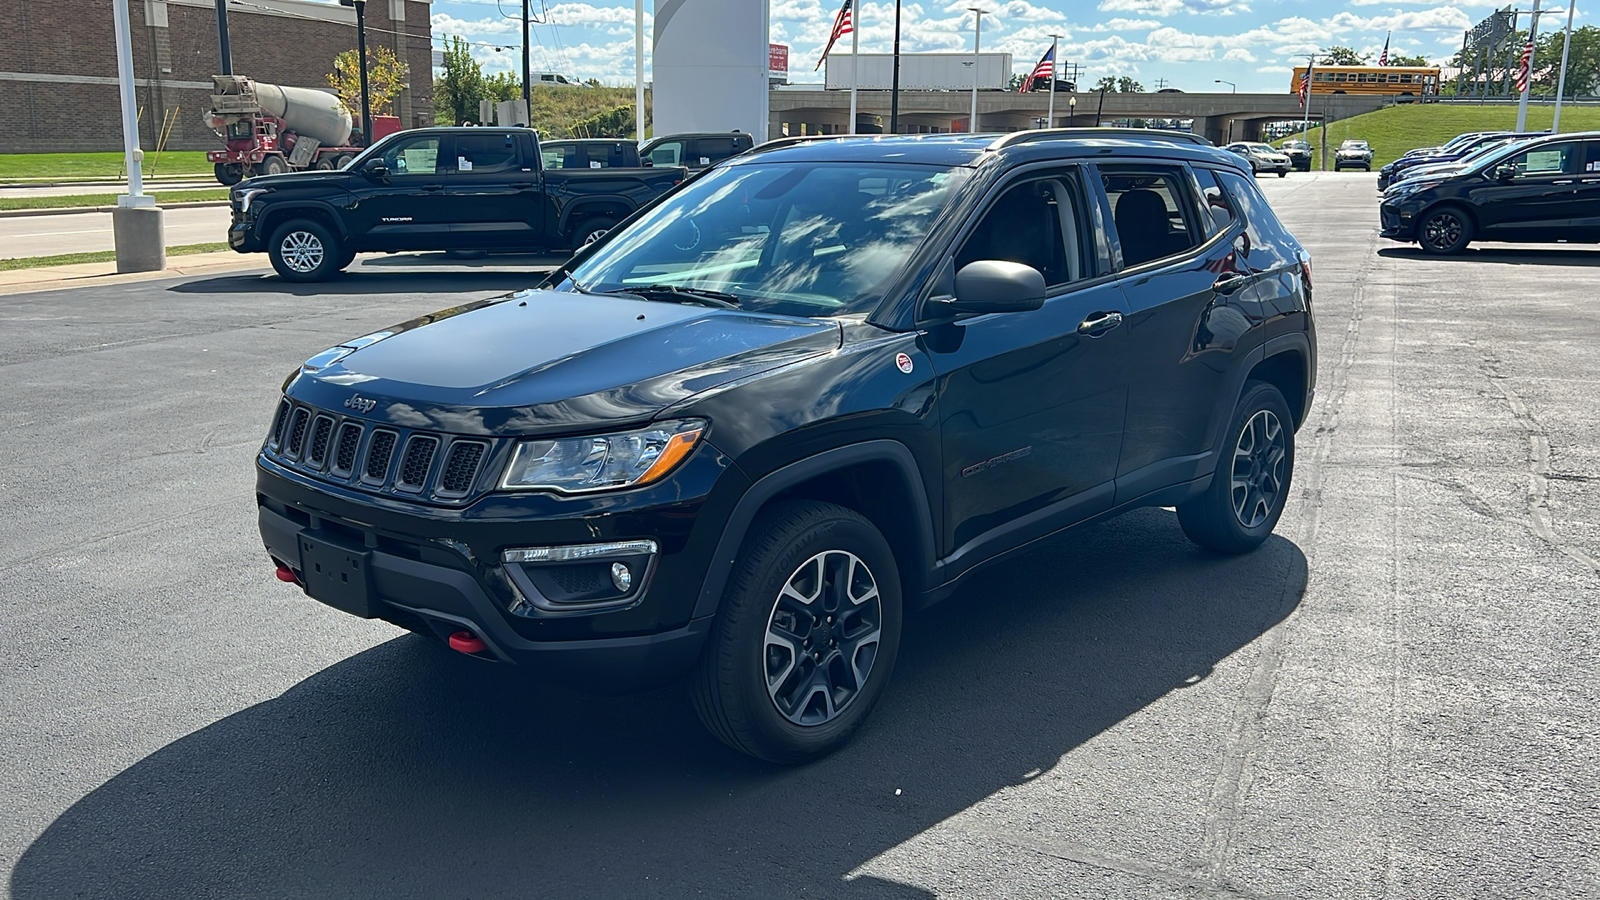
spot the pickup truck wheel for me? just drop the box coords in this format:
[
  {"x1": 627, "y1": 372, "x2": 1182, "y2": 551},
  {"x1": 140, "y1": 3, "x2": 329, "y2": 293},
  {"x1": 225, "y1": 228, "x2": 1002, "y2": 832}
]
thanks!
[
  {"x1": 574, "y1": 216, "x2": 618, "y2": 248},
  {"x1": 268, "y1": 219, "x2": 343, "y2": 282},
  {"x1": 1177, "y1": 381, "x2": 1294, "y2": 554},
  {"x1": 692, "y1": 500, "x2": 903, "y2": 764}
]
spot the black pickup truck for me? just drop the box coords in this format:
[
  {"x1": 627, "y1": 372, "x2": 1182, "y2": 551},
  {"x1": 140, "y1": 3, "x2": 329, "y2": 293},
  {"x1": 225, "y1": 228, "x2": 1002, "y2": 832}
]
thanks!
[{"x1": 228, "y1": 126, "x2": 687, "y2": 281}]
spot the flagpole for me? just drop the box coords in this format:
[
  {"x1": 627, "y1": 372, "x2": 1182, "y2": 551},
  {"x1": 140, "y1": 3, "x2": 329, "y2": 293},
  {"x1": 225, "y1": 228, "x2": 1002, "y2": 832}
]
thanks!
[
  {"x1": 1552, "y1": 0, "x2": 1577, "y2": 131},
  {"x1": 1047, "y1": 35, "x2": 1059, "y2": 126},
  {"x1": 848, "y1": 1, "x2": 859, "y2": 134},
  {"x1": 967, "y1": 8, "x2": 985, "y2": 133},
  {"x1": 890, "y1": 0, "x2": 902, "y2": 133},
  {"x1": 1515, "y1": 0, "x2": 1541, "y2": 131},
  {"x1": 1300, "y1": 54, "x2": 1314, "y2": 156}
]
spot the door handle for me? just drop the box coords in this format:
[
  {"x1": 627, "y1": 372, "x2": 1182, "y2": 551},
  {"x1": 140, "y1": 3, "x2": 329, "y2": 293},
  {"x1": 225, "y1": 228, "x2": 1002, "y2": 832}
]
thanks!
[
  {"x1": 1077, "y1": 311, "x2": 1124, "y2": 337},
  {"x1": 1552, "y1": 179, "x2": 1575, "y2": 185},
  {"x1": 1212, "y1": 273, "x2": 1250, "y2": 294},
  {"x1": 421, "y1": 184, "x2": 443, "y2": 192}
]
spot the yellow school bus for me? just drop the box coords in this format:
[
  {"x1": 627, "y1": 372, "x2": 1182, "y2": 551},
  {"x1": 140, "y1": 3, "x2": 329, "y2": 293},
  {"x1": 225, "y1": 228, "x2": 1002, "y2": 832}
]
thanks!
[{"x1": 1290, "y1": 65, "x2": 1440, "y2": 96}]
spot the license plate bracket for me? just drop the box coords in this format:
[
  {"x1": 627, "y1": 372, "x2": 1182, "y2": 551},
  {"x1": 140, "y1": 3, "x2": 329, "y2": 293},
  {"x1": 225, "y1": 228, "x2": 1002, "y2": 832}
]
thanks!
[{"x1": 298, "y1": 531, "x2": 373, "y2": 618}]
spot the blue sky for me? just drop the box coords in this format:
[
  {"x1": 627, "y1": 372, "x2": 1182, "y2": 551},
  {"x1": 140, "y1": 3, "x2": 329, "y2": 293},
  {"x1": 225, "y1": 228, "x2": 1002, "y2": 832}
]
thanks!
[{"x1": 424, "y1": 0, "x2": 1566, "y2": 93}]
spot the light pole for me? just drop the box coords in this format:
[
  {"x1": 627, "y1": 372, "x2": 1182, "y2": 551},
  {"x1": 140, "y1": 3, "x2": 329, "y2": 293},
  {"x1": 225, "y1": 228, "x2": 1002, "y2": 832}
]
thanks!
[
  {"x1": 1214, "y1": 79, "x2": 1236, "y2": 93},
  {"x1": 635, "y1": 0, "x2": 645, "y2": 143},
  {"x1": 967, "y1": 8, "x2": 986, "y2": 133},
  {"x1": 1046, "y1": 33, "x2": 1062, "y2": 127},
  {"x1": 338, "y1": 0, "x2": 371, "y2": 142},
  {"x1": 1516, "y1": 0, "x2": 1545, "y2": 131},
  {"x1": 890, "y1": 0, "x2": 903, "y2": 134},
  {"x1": 1553, "y1": 1, "x2": 1577, "y2": 131},
  {"x1": 111, "y1": 0, "x2": 164, "y2": 272},
  {"x1": 1068, "y1": 94, "x2": 1076, "y2": 127}
]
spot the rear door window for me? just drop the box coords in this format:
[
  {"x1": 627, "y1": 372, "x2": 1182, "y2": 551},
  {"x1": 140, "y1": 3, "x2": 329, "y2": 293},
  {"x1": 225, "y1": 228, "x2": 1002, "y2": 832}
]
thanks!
[
  {"x1": 646, "y1": 140, "x2": 684, "y2": 167},
  {"x1": 1505, "y1": 142, "x2": 1580, "y2": 177},
  {"x1": 1099, "y1": 166, "x2": 1202, "y2": 268},
  {"x1": 455, "y1": 132, "x2": 522, "y2": 175}
]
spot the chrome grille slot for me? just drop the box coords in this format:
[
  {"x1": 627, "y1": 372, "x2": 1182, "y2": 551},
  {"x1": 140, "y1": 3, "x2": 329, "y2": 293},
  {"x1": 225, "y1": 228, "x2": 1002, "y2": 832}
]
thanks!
[
  {"x1": 438, "y1": 441, "x2": 487, "y2": 495},
  {"x1": 332, "y1": 422, "x2": 363, "y2": 474},
  {"x1": 364, "y1": 430, "x2": 398, "y2": 483},
  {"x1": 269, "y1": 400, "x2": 291, "y2": 447},
  {"x1": 397, "y1": 436, "x2": 439, "y2": 490},
  {"x1": 285, "y1": 408, "x2": 311, "y2": 457},
  {"x1": 306, "y1": 416, "x2": 334, "y2": 467}
]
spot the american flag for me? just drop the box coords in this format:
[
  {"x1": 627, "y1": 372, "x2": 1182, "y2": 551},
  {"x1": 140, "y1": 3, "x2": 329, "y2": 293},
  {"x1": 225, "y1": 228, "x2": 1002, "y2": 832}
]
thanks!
[
  {"x1": 1515, "y1": 39, "x2": 1533, "y2": 93},
  {"x1": 815, "y1": 0, "x2": 853, "y2": 71},
  {"x1": 1378, "y1": 32, "x2": 1390, "y2": 66},
  {"x1": 1298, "y1": 67, "x2": 1311, "y2": 107},
  {"x1": 1019, "y1": 44, "x2": 1055, "y2": 93}
]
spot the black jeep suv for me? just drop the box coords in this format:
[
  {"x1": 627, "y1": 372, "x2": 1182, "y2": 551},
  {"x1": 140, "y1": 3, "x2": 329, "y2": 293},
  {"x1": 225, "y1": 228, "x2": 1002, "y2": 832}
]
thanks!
[{"x1": 256, "y1": 132, "x2": 1316, "y2": 763}]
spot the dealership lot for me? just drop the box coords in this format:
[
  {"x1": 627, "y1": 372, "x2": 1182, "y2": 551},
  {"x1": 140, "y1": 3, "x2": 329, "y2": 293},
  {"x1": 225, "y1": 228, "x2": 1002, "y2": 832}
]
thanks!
[{"x1": 1, "y1": 174, "x2": 1596, "y2": 898}]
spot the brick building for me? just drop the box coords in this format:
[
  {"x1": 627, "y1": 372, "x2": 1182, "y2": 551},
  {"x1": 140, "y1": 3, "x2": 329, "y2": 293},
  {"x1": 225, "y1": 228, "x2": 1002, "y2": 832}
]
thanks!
[{"x1": 0, "y1": 0, "x2": 433, "y2": 154}]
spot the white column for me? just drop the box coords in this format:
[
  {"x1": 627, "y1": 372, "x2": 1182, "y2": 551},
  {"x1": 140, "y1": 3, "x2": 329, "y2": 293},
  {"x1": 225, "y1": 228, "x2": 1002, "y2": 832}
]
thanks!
[
  {"x1": 112, "y1": 0, "x2": 151, "y2": 207},
  {"x1": 1552, "y1": 0, "x2": 1577, "y2": 131},
  {"x1": 635, "y1": 0, "x2": 645, "y2": 143},
  {"x1": 967, "y1": 8, "x2": 984, "y2": 133},
  {"x1": 1515, "y1": 0, "x2": 1542, "y2": 132},
  {"x1": 848, "y1": 4, "x2": 859, "y2": 134}
]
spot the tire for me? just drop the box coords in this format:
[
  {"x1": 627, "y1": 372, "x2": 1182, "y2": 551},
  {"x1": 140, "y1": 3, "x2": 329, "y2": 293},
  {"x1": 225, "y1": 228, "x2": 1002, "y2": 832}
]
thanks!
[
  {"x1": 313, "y1": 157, "x2": 337, "y2": 171},
  {"x1": 260, "y1": 155, "x2": 287, "y2": 176},
  {"x1": 1177, "y1": 381, "x2": 1294, "y2": 555},
  {"x1": 571, "y1": 215, "x2": 619, "y2": 249},
  {"x1": 692, "y1": 500, "x2": 903, "y2": 764},
  {"x1": 336, "y1": 154, "x2": 356, "y2": 170},
  {"x1": 214, "y1": 163, "x2": 243, "y2": 186},
  {"x1": 268, "y1": 218, "x2": 344, "y2": 282},
  {"x1": 1277, "y1": 170, "x2": 1288, "y2": 178},
  {"x1": 1418, "y1": 205, "x2": 1473, "y2": 255}
]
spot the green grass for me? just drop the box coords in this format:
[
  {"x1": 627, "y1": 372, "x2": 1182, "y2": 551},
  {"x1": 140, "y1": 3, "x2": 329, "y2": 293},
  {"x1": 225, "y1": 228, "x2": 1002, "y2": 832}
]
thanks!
[
  {"x1": 0, "y1": 189, "x2": 229, "y2": 212},
  {"x1": 0, "y1": 241, "x2": 230, "y2": 272},
  {"x1": 1276, "y1": 104, "x2": 1600, "y2": 169},
  {"x1": 0, "y1": 151, "x2": 212, "y2": 183}
]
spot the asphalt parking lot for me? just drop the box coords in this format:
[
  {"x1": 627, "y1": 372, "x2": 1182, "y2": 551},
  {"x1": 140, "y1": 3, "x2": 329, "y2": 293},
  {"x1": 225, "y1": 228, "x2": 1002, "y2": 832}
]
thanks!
[{"x1": 2, "y1": 173, "x2": 1596, "y2": 899}]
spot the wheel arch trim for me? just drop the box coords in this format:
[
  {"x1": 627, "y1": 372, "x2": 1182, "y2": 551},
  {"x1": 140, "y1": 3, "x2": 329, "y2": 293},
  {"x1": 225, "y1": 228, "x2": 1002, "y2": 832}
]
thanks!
[{"x1": 691, "y1": 440, "x2": 938, "y2": 619}]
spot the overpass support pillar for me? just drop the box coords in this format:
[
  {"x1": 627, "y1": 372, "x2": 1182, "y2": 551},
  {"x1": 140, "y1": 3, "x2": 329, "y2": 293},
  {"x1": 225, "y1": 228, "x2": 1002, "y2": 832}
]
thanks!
[{"x1": 1190, "y1": 116, "x2": 1226, "y2": 144}]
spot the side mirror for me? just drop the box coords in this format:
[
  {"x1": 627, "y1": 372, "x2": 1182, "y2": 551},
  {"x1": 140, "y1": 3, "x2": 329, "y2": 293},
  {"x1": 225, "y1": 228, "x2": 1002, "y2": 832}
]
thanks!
[
  {"x1": 947, "y1": 261, "x2": 1046, "y2": 315},
  {"x1": 364, "y1": 161, "x2": 390, "y2": 180},
  {"x1": 1492, "y1": 164, "x2": 1516, "y2": 182}
]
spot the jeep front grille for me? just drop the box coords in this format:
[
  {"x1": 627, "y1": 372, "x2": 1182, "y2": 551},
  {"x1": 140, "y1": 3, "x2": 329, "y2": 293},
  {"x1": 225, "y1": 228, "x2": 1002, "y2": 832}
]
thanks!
[{"x1": 261, "y1": 399, "x2": 498, "y2": 504}]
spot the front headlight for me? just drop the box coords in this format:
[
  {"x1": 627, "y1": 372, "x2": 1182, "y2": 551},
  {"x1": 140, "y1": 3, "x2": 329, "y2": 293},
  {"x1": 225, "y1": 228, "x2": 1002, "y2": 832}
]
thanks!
[
  {"x1": 236, "y1": 187, "x2": 270, "y2": 214},
  {"x1": 500, "y1": 419, "x2": 706, "y2": 493}
]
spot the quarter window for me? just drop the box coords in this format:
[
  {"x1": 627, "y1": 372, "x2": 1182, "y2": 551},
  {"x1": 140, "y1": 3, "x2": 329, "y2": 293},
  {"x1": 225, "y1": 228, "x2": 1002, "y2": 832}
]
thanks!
[
  {"x1": 1194, "y1": 168, "x2": 1235, "y2": 235},
  {"x1": 1100, "y1": 166, "x2": 1201, "y2": 268},
  {"x1": 955, "y1": 172, "x2": 1090, "y2": 288}
]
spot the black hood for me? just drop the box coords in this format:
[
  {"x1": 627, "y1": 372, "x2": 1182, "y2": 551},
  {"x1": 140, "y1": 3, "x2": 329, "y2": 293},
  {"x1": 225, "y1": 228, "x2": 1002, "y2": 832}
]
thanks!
[{"x1": 284, "y1": 290, "x2": 842, "y2": 436}]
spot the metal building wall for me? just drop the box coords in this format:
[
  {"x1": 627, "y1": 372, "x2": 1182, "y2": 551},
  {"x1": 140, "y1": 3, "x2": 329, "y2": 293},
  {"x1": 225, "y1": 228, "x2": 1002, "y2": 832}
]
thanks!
[{"x1": 652, "y1": 0, "x2": 768, "y2": 142}]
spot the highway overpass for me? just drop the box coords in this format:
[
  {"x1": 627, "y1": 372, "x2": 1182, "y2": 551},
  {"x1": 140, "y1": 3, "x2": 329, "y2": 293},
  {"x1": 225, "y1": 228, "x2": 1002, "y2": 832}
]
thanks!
[{"x1": 769, "y1": 89, "x2": 1389, "y2": 143}]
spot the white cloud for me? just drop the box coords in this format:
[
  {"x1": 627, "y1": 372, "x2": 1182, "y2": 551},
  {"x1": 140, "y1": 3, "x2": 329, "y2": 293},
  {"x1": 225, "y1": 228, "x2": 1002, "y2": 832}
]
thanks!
[{"x1": 1098, "y1": 0, "x2": 1246, "y2": 16}]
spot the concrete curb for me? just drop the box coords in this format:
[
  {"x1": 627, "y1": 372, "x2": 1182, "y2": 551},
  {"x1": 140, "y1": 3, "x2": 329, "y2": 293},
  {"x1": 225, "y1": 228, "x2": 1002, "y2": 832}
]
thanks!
[
  {"x1": 0, "y1": 251, "x2": 263, "y2": 296},
  {"x1": 0, "y1": 200, "x2": 231, "y2": 219}
]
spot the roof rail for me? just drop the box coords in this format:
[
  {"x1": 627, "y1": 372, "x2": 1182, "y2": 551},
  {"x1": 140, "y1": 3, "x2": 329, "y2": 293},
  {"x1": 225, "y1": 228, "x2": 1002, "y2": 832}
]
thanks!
[
  {"x1": 749, "y1": 134, "x2": 879, "y2": 155},
  {"x1": 988, "y1": 127, "x2": 1212, "y2": 150}
]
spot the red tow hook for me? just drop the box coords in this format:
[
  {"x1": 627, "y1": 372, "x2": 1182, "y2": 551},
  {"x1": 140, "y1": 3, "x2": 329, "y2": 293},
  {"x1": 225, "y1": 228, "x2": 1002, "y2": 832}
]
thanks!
[
  {"x1": 274, "y1": 564, "x2": 298, "y2": 583},
  {"x1": 448, "y1": 631, "x2": 487, "y2": 654}
]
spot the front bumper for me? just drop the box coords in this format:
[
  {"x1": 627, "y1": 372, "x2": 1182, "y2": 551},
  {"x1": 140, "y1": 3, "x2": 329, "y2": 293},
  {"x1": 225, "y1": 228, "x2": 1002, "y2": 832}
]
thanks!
[
  {"x1": 255, "y1": 442, "x2": 746, "y2": 689},
  {"x1": 229, "y1": 211, "x2": 261, "y2": 252},
  {"x1": 1378, "y1": 201, "x2": 1417, "y2": 240}
]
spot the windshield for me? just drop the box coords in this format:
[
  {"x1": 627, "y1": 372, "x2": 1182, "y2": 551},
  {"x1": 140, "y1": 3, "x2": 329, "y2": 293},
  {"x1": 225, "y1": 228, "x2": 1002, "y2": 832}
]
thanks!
[
  {"x1": 561, "y1": 161, "x2": 969, "y2": 317},
  {"x1": 1245, "y1": 143, "x2": 1276, "y2": 153},
  {"x1": 1341, "y1": 141, "x2": 1369, "y2": 150}
]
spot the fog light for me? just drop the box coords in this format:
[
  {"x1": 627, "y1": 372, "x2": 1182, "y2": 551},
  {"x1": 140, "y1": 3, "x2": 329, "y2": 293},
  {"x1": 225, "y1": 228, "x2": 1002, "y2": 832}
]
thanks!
[{"x1": 610, "y1": 562, "x2": 633, "y2": 592}]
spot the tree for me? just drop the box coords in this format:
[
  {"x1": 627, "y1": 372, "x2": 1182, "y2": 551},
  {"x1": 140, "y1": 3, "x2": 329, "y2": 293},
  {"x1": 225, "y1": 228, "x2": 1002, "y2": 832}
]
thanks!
[
  {"x1": 1320, "y1": 46, "x2": 1369, "y2": 66},
  {"x1": 328, "y1": 45, "x2": 409, "y2": 120},
  {"x1": 1444, "y1": 26, "x2": 1600, "y2": 97},
  {"x1": 434, "y1": 36, "x2": 487, "y2": 126},
  {"x1": 1386, "y1": 53, "x2": 1430, "y2": 67},
  {"x1": 1116, "y1": 76, "x2": 1144, "y2": 92},
  {"x1": 1093, "y1": 75, "x2": 1118, "y2": 92}
]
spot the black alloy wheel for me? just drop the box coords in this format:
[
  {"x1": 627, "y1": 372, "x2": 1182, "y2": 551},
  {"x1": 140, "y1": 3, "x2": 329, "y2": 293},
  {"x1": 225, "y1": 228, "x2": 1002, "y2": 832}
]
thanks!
[
  {"x1": 1177, "y1": 380, "x2": 1295, "y2": 554},
  {"x1": 1418, "y1": 206, "x2": 1472, "y2": 254},
  {"x1": 693, "y1": 500, "x2": 903, "y2": 764}
]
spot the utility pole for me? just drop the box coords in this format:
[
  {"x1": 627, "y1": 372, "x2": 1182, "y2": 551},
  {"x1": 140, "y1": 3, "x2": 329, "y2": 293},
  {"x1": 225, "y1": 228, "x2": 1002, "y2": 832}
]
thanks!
[
  {"x1": 890, "y1": 0, "x2": 903, "y2": 134},
  {"x1": 215, "y1": 0, "x2": 232, "y2": 75},
  {"x1": 522, "y1": 0, "x2": 532, "y2": 110},
  {"x1": 967, "y1": 8, "x2": 985, "y2": 133},
  {"x1": 338, "y1": 0, "x2": 372, "y2": 140}
]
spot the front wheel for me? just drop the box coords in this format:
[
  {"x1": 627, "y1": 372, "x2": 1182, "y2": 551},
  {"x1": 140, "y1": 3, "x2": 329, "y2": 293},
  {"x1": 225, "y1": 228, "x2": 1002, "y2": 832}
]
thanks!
[
  {"x1": 1418, "y1": 206, "x2": 1473, "y2": 254},
  {"x1": 692, "y1": 501, "x2": 903, "y2": 764},
  {"x1": 268, "y1": 218, "x2": 344, "y2": 282},
  {"x1": 1177, "y1": 381, "x2": 1294, "y2": 554},
  {"x1": 1277, "y1": 170, "x2": 1288, "y2": 178},
  {"x1": 214, "y1": 163, "x2": 243, "y2": 186}
]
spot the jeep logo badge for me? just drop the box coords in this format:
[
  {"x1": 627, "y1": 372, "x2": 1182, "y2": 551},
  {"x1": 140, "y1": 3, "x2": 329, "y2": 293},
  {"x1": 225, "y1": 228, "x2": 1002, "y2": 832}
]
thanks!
[{"x1": 344, "y1": 394, "x2": 378, "y2": 413}]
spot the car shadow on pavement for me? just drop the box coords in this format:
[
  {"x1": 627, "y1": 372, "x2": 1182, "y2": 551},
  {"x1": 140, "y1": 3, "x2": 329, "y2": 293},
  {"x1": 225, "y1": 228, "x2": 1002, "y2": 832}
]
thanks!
[
  {"x1": 1378, "y1": 246, "x2": 1600, "y2": 266},
  {"x1": 11, "y1": 509, "x2": 1306, "y2": 899},
  {"x1": 166, "y1": 269, "x2": 551, "y2": 298}
]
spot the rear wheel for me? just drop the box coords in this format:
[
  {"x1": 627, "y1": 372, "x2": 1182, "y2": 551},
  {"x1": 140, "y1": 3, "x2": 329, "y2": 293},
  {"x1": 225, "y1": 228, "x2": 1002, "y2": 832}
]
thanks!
[
  {"x1": 313, "y1": 156, "x2": 337, "y2": 171},
  {"x1": 572, "y1": 215, "x2": 619, "y2": 248},
  {"x1": 692, "y1": 501, "x2": 903, "y2": 764},
  {"x1": 268, "y1": 218, "x2": 344, "y2": 282},
  {"x1": 1418, "y1": 205, "x2": 1473, "y2": 254},
  {"x1": 260, "y1": 155, "x2": 287, "y2": 176},
  {"x1": 335, "y1": 154, "x2": 356, "y2": 170},
  {"x1": 1178, "y1": 381, "x2": 1294, "y2": 554}
]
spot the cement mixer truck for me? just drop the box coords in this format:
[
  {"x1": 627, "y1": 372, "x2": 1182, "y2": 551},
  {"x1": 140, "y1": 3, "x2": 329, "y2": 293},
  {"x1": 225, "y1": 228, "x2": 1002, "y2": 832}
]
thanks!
[{"x1": 205, "y1": 75, "x2": 400, "y2": 185}]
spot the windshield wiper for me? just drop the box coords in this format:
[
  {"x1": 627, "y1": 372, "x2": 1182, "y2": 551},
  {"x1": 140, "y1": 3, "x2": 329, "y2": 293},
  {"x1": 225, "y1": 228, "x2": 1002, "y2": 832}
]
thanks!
[{"x1": 603, "y1": 284, "x2": 740, "y2": 309}]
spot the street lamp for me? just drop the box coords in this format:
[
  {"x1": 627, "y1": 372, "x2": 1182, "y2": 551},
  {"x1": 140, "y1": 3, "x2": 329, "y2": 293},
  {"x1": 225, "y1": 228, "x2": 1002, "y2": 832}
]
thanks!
[
  {"x1": 967, "y1": 7, "x2": 986, "y2": 133},
  {"x1": 338, "y1": 0, "x2": 371, "y2": 144},
  {"x1": 1068, "y1": 94, "x2": 1076, "y2": 127},
  {"x1": 1215, "y1": 79, "x2": 1236, "y2": 93}
]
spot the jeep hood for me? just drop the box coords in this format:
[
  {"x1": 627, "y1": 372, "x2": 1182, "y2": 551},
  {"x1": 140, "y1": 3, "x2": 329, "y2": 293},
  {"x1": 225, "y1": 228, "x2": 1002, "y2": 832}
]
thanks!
[{"x1": 284, "y1": 290, "x2": 842, "y2": 436}]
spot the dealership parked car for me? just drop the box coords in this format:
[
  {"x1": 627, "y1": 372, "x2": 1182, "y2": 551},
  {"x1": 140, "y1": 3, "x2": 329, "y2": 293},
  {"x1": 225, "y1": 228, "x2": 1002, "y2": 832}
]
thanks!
[
  {"x1": 1379, "y1": 131, "x2": 1600, "y2": 253},
  {"x1": 640, "y1": 131, "x2": 755, "y2": 171},
  {"x1": 1334, "y1": 139, "x2": 1374, "y2": 171},
  {"x1": 1280, "y1": 139, "x2": 1313, "y2": 171},
  {"x1": 228, "y1": 127, "x2": 687, "y2": 281},
  {"x1": 256, "y1": 132, "x2": 1316, "y2": 762},
  {"x1": 539, "y1": 138, "x2": 642, "y2": 169},
  {"x1": 1224, "y1": 142, "x2": 1292, "y2": 177},
  {"x1": 1386, "y1": 134, "x2": 1542, "y2": 187},
  {"x1": 1377, "y1": 131, "x2": 1547, "y2": 189}
]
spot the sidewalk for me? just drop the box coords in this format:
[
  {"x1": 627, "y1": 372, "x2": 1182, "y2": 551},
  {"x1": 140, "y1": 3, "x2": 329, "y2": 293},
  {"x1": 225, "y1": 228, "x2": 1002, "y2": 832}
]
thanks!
[{"x1": 0, "y1": 251, "x2": 264, "y2": 296}]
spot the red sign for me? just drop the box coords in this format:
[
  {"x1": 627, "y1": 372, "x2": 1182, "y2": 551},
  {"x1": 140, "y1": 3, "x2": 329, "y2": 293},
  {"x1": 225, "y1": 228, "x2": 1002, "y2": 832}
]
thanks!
[{"x1": 769, "y1": 44, "x2": 789, "y2": 74}]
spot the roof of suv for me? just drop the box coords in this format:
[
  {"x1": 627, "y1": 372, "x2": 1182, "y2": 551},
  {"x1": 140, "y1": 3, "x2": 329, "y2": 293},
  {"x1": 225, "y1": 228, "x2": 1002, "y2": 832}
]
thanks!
[{"x1": 743, "y1": 131, "x2": 1236, "y2": 169}]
